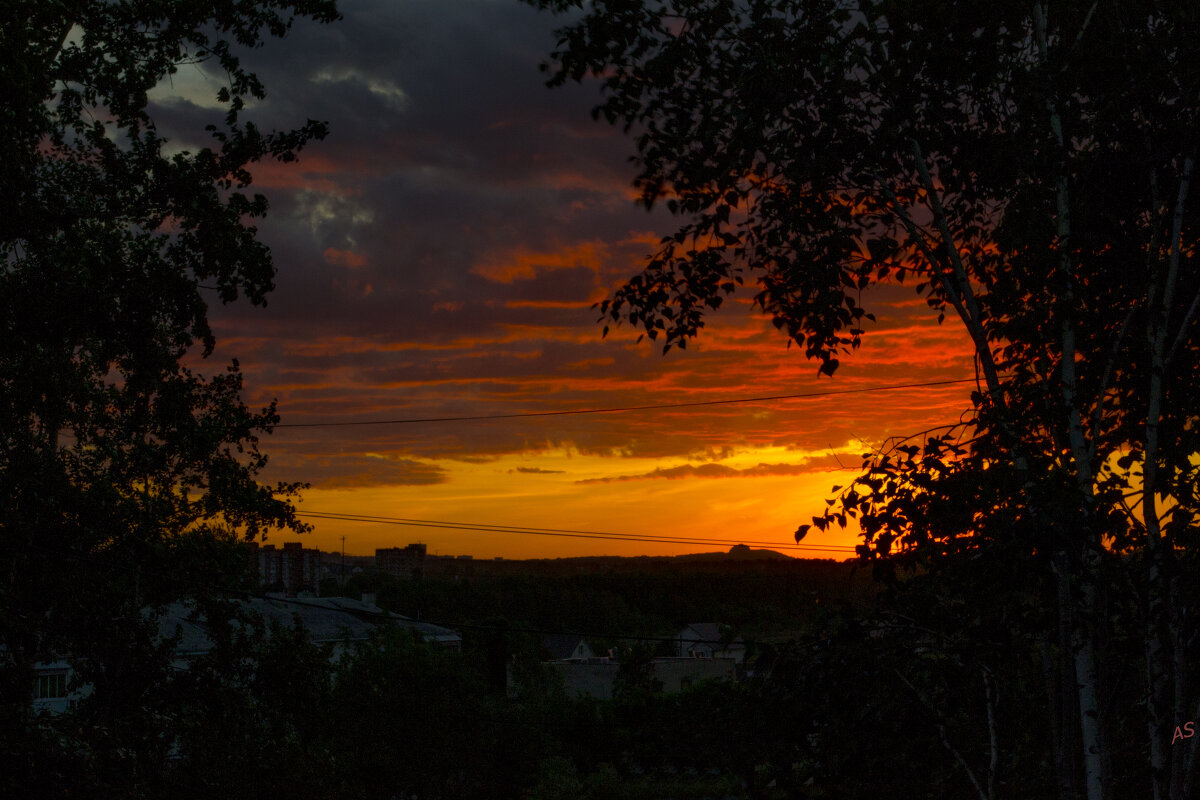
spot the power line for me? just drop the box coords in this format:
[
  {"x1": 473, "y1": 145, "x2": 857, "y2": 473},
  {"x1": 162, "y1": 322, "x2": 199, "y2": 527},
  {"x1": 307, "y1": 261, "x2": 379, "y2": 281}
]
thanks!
[
  {"x1": 298, "y1": 510, "x2": 852, "y2": 551},
  {"x1": 274, "y1": 377, "x2": 976, "y2": 429},
  {"x1": 294, "y1": 510, "x2": 856, "y2": 553}
]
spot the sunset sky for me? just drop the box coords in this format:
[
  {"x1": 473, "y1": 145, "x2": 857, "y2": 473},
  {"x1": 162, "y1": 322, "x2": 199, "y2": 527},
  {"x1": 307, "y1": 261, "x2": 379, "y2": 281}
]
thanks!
[{"x1": 154, "y1": 0, "x2": 977, "y2": 559}]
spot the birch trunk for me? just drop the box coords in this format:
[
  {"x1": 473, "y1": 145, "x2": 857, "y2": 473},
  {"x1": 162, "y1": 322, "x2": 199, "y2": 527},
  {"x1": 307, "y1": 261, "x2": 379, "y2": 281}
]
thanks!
[
  {"x1": 1031, "y1": 7, "x2": 1108, "y2": 795},
  {"x1": 1145, "y1": 155, "x2": 1192, "y2": 800}
]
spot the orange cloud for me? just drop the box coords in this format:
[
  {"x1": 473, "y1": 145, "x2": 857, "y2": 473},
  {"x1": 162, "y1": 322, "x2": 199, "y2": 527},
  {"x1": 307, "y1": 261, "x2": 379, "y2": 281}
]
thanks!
[
  {"x1": 503, "y1": 299, "x2": 598, "y2": 309},
  {"x1": 471, "y1": 241, "x2": 608, "y2": 283},
  {"x1": 248, "y1": 152, "x2": 376, "y2": 194},
  {"x1": 323, "y1": 247, "x2": 368, "y2": 269},
  {"x1": 577, "y1": 460, "x2": 837, "y2": 483},
  {"x1": 272, "y1": 453, "x2": 448, "y2": 489}
]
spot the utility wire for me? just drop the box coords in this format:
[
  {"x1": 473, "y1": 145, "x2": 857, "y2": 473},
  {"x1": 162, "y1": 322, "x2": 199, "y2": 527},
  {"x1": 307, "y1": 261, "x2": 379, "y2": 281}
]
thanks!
[
  {"x1": 274, "y1": 377, "x2": 976, "y2": 428},
  {"x1": 295, "y1": 510, "x2": 856, "y2": 553}
]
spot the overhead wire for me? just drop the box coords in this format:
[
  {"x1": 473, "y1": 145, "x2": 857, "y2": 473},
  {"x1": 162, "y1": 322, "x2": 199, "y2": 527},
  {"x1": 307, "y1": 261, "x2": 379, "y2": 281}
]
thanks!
[
  {"x1": 294, "y1": 509, "x2": 857, "y2": 553},
  {"x1": 271, "y1": 379, "x2": 970, "y2": 556},
  {"x1": 273, "y1": 377, "x2": 977, "y2": 428}
]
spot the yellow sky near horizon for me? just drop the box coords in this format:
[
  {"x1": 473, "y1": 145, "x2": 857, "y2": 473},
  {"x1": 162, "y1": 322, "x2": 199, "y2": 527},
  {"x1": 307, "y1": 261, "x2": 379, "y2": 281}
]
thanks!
[
  {"x1": 246, "y1": 307, "x2": 978, "y2": 560},
  {"x1": 159, "y1": 2, "x2": 982, "y2": 560},
  {"x1": 283, "y1": 444, "x2": 868, "y2": 558}
]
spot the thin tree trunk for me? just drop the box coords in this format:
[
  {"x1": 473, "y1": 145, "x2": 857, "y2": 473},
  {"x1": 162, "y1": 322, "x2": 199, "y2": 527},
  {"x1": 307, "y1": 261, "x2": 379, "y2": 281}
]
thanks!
[
  {"x1": 1073, "y1": 546, "x2": 1106, "y2": 800},
  {"x1": 983, "y1": 667, "x2": 999, "y2": 800},
  {"x1": 1146, "y1": 154, "x2": 1192, "y2": 800},
  {"x1": 1032, "y1": 6, "x2": 1108, "y2": 794},
  {"x1": 1046, "y1": 568, "x2": 1082, "y2": 800}
]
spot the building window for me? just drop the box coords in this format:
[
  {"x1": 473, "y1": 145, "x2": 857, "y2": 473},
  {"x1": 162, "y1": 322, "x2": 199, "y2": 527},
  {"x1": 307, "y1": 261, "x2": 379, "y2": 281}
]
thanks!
[{"x1": 35, "y1": 672, "x2": 67, "y2": 700}]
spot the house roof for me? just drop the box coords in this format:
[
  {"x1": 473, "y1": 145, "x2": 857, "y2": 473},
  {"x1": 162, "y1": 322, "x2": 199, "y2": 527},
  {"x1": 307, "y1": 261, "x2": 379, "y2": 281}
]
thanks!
[
  {"x1": 159, "y1": 596, "x2": 461, "y2": 655},
  {"x1": 541, "y1": 634, "x2": 591, "y2": 661},
  {"x1": 679, "y1": 623, "x2": 744, "y2": 648}
]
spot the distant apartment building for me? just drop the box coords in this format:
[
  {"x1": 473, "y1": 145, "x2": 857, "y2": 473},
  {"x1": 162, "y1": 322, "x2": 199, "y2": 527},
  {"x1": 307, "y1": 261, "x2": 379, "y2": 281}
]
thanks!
[
  {"x1": 249, "y1": 541, "x2": 321, "y2": 595},
  {"x1": 376, "y1": 543, "x2": 427, "y2": 580}
]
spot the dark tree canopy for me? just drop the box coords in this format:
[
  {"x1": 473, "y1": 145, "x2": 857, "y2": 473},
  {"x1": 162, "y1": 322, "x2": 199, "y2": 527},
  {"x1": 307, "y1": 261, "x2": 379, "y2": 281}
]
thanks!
[
  {"x1": 530, "y1": 2, "x2": 1200, "y2": 798},
  {"x1": 0, "y1": 1, "x2": 339, "y2": 788}
]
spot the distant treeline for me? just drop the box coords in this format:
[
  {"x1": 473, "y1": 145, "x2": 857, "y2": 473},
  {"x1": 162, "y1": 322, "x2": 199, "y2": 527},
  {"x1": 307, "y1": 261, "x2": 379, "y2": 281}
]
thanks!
[{"x1": 325, "y1": 557, "x2": 875, "y2": 644}]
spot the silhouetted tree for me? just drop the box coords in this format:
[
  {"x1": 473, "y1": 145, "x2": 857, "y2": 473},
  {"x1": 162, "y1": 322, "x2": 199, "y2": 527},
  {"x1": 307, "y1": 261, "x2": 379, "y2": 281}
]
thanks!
[
  {"x1": 0, "y1": 1, "x2": 339, "y2": 793},
  {"x1": 528, "y1": 2, "x2": 1200, "y2": 798}
]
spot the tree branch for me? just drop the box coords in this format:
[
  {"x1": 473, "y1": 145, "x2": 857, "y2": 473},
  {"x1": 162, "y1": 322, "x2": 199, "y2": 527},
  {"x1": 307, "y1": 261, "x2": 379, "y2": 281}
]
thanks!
[
  {"x1": 1165, "y1": 286, "x2": 1200, "y2": 366},
  {"x1": 909, "y1": 139, "x2": 995, "y2": 375},
  {"x1": 894, "y1": 667, "x2": 992, "y2": 800},
  {"x1": 1068, "y1": 2, "x2": 1099, "y2": 56},
  {"x1": 984, "y1": 667, "x2": 999, "y2": 800},
  {"x1": 1088, "y1": 305, "x2": 1135, "y2": 460}
]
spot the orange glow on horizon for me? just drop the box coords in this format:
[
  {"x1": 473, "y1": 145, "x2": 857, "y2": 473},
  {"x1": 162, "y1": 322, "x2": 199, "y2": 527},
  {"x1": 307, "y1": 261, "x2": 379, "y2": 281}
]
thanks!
[
  {"x1": 144, "y1": 1, "x2": 988, "y2": 565},
  {"x1": 212, "y1": 276, "x2": 977, "y2": 562}
]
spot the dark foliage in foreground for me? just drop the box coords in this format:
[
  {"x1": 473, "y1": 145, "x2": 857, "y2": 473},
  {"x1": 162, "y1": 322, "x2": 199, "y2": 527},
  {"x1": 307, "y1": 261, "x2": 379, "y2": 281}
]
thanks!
[
  {"x1": 2, "y1": 3, "x2": 337, "y2": 793},
  {"x1": 522, "y1": 1, "x2": 1200, "y2": 796}
]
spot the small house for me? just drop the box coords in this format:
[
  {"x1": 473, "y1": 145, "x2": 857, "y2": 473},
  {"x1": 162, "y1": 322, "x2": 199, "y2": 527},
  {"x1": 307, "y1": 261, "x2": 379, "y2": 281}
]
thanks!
[{"x1": 677, "y1": 623, "x2": 746, "y2": 664}]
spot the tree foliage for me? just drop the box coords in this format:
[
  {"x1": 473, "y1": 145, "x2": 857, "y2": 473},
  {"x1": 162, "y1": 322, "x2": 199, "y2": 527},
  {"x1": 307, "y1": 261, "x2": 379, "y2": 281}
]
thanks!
[
  {"x1": 529, "y1": 1, "x2": 1200, "y2": 798},
  {"x1": 0, "y1": 0, "x2": 339, "y2": 789}
]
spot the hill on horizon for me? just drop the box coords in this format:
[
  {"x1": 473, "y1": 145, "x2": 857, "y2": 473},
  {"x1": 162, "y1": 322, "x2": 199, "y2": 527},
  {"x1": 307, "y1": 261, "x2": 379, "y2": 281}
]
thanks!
[{"x1": 323, "y1": 543, "x2": 818, "y2": 563}]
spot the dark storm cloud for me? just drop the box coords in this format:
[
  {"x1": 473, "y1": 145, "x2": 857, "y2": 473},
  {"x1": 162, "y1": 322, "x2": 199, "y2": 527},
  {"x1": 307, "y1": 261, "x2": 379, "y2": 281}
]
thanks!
[{"x1": 182, "y1": 0, "x2": 665, "y2": 372}]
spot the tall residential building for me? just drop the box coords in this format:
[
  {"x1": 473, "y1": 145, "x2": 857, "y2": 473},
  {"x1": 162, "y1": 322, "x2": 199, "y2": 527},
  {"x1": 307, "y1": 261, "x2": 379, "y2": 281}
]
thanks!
[
  {"x1": 376, "y1": 543, "x2": 427, "y2": 580},
  {"x1": 249, "y1": 541, "x2": 321, "y2": 595}
]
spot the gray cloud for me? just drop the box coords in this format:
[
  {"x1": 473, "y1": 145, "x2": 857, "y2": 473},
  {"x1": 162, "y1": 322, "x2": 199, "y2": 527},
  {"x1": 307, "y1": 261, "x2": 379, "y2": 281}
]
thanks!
[{"x1": 263, "y1": 452, "x2": 447, "y2": 488}]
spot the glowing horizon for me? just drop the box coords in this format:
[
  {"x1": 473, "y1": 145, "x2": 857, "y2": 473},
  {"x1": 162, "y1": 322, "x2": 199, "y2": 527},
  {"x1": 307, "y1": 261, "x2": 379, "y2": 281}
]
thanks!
[{"x1": 157, "y1": 0, "x2": 979, "y2": 560}]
